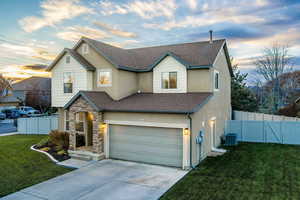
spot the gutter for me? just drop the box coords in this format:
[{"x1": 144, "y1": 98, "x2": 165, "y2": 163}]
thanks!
[{"x1": 187, "y1": 114, "x2": 194, "y2": 169}]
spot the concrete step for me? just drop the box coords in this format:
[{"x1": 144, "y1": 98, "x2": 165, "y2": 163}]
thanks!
[{"x1": 68, "y1": 150, "x2": 105, "y2": 161}]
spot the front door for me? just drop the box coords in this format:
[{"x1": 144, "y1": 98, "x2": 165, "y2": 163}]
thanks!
[{"x1": 210, "y1": 119, "x2": 216, "y2": 149}]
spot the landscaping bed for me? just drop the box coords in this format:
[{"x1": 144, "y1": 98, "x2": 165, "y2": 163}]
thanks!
[
  {"x1": 160, "y1": 143, "x2": 300, "y2": 200},
  {"x1": 0, "y1": 134, "x2": 73, "y2": 197},
  {"x1": 34, "y1": 130, "x2": 70, "y2": 162}
]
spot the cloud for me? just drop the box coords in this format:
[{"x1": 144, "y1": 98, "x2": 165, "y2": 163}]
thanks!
[
  {"x1": 0, "y1": 42, "x2": 56, "y2": 62},
  {"x1": 189, "y1": 27, "x2": 268, "y2": 41},
  {"x1": 144, "y1": 13, "x2": 265, "y2": 30},
  {"x1": 56, "y1": 26, "x2": 110, "y2": 41},
  {"x1": 19, "y1": 0, "x2": 93, "y2": 32},
  {"x1": 0, "y1": 64, "x2": 50, "y2": 80},
  {"x1": 20, "y1": 64, "x2": 48, "y2": 71},
  {"x1": 98, "y1": 0, "x2": 177, "y2": 19},
  {"x1": 94, "y1": 22, "x2": 137, "y2": 38},
  {"x1": 186, "y1": 0, "x2": 197, "y2": 10}
]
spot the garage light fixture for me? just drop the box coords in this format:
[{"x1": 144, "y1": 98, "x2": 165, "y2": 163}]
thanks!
[{"x1": 184, "y1": 128, "x2": 189, "y2": 135}]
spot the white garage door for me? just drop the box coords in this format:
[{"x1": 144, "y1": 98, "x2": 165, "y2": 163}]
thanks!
[{"x1": 109, "y1": 125, "x2": 183, "y2": 167}]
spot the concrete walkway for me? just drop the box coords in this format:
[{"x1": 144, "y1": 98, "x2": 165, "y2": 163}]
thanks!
[{"x1": 2, "y1": 159, "x2": 188, "y2": 200}]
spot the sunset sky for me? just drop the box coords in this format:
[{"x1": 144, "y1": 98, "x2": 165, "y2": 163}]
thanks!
[{"x1": 0, "y1": 0, "x2": 299, "y2": 82}]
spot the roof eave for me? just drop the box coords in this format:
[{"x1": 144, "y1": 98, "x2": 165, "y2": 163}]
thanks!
[
  {"x1": 46, "y1": 48, "x2": 96, "y2": 72},
  {"x1": 64, "y1": 91, "x2": 102, "y2": 111},
  {"x1": 103, "y1": 109, "x2": 192, "y2": 114}
]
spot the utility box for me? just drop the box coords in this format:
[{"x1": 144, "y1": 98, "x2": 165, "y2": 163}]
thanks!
[{"x1": 224, "y1": 133, "x2": 238, "y2": 146}]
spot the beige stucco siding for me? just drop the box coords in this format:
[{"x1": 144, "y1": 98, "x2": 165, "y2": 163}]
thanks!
[
  {"x1": 190, "y1": 47, "x2": 231, "y2": 166},
  {"x1": 104, "y1": 112, "x2": 188, "y2": 125},
  {"x1": 51, "y1": 52, "x2": 92, "y2": 107},
  {"x1": 137, "y1": 72, "x2": 153, "y2": 92},
  {"x1": 57, "y1": 107, "x2": 65, "y2": 131},
  {"x1": 118, "y1": 70, "x2": 138, "y2": 99},
  {"x1": 187, "y1": 69, "x2": 212, "y2": 92},
  {"x1": 77, "y1": 42, "x2": 137, "y2": 100}
]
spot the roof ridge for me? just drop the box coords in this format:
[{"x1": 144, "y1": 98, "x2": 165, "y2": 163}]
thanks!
[{"x1": 126, "y1": 39, "x2": 226, "y2": 51}]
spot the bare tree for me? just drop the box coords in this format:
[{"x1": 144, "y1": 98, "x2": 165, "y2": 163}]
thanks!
[
  {"x1": 25, "y1": 80, "x2": 51, "y2": 113},
  {"x1": 254, "y1": 43, "x2": 294, "y2": 113},
  {"x1": 0, "y1": 74, "x2": 12, "y2": 96}
]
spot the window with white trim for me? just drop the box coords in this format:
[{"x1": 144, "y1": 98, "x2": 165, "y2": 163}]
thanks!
[
  {"x1": 63, "y1": 72, "x2": 73, "y2": 93},
  {"x1": 66, "y1": 56, "x2": 70, "y2": 64},
  {"x1": 97, "y1": 69, "x2": 112, "y2": 87},
  {"x1": 161, "y1": 72, "x2": 177, "y2": 89},
  {"x1": 65, "y1": 110, "x2": 70, "y2": 131},
  {"x1": 82, "y1": 43, "x2": 89, "y2": 54},
  {"x1": 214, "y1": 70, "x2": 219, "y2": 91}
]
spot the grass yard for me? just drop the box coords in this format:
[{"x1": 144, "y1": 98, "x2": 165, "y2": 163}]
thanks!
[
  {"x1": 161, "y1": 143, "x2": 300, "y2": 200},
  {"x1": 0, "y1": 135, "x2": 73, "y2": 197}
]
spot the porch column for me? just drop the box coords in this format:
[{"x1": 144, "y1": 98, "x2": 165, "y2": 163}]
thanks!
[
  {"x1": 68, "y1": 111, "x2": 76, "y2": 151},
  {"x1": 92, "y1": 112, "x2": 104, "y2": 154}
]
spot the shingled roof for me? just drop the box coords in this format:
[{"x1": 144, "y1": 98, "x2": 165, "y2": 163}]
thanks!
[
  {"x1": 64, "y1": 91, "x2": 213, "y2": 114},
  {"x1": 47, "y1": 37, "x2": 233, "y2": 75},
  {"x1": 80, "y1": 37, "x2": 229, "y2": 72}
]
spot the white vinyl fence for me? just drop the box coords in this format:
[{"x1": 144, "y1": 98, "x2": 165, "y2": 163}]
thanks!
[
  {"x1": 233, "y1": 110, "x2": 300, "y2": 121},
  {"x1": 18, "y1": 115, "x2": 58, "y2": 134},
  {"x1": 226, "y1": 120, "x2": 300, "y2": 145}
]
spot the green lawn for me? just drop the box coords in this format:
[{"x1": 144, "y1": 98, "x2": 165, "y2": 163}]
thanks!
[
  {"x1": 161, "y1": 143, "x2": 300, "y2": 200},
  {"x1": 0, "y1": 134, "x2": 73, "y2": 197}
]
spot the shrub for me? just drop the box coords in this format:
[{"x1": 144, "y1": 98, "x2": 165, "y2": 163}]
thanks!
[
  {"x1": 40, "y1": 147, "x2": 50, "y2": 152},
  {"x1": 49, "y1": 130, "x2": 69, "y2": 150},
  {"x1": 57, "y1": 150, "x2": 66, "y2": 156},
  {"x1": 36, "y1": 136, "x2": 49, "y2": 148}
]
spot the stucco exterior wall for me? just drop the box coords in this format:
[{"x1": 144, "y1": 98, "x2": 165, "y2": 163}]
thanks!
[
  {"x1": 118, "y1": 70, "x2": 138, "y2": 99},
  {"x1": 187, "y1": 69, "x2": 212, "y2": 92},
  {"x1": 76, "y1": 42, "x2": 137, "y2": 100},
  {"x1": 57, "y1": 107, "x2": 65, "y2": 131},
  {"x1": 104, "y1": 112, "x2": 188, "y2": 125},
  {"x1": 137, "y1": 72, "x2": 153, "y2": 92},
  {"x1": 76, "y1": 43, "x2": 120, "y2": 100},
  {"x1": 190, "y1": 47, "x2": 232, "y2": 166}
]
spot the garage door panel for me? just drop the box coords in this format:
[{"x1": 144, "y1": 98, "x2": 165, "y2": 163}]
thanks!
[
  {"x1": 109, "y1": 125, "x2": 183, "y2": 167},
  {"x1": 109, "y1": 135, "x2": 182, "y2": 148},
  {"x1": 110, "y1": 143, "x2": 182, "y2": 157},
  {"x1": 110, "y1": 151, "x2": 181, "y2": 167}
]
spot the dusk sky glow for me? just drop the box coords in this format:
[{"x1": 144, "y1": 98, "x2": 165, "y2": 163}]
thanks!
[{"x1": 0, "y1": 0, "x2": 299, "y2": 82}]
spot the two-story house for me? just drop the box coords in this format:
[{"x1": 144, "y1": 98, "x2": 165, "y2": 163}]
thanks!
[{"x1": 47, "y1": 35, "x2": 233, "y2": 169}]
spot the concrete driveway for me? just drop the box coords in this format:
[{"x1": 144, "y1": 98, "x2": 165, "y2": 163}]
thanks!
[{"x1": 2, "y1": 159, "x2": 188, "y2": 200}]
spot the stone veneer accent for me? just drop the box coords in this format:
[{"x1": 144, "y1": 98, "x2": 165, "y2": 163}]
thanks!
[{"x1": 67, "y1": 96, "x2": 104, "y2": 154}]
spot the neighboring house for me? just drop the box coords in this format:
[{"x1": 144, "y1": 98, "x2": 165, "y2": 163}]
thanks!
[
  {"x1": 0, "y1": 76, "x2": 20, "y2": 108},
  {"x1": 0, "y1": 95, "x2": 20, "y2": 108},
  {"x1": 12, "y1": 77, "x2": 51, "y2": 112},
  {"x1": 47, "y1": 35, "x2": 233, "y2": 169}
]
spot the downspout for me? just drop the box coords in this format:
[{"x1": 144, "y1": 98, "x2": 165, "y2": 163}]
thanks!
[{"x1": 187, "y1": 114, "x2": 195, "y2": 169}]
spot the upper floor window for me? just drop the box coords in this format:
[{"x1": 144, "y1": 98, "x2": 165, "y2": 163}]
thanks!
[
  {"x1": 161, "y1": 72, "x2": 177, "y2": 89},
  {"x1": 66, "y1": 56, "x2": 70, "y2": 64},
  {"x1": 97, "y1": 69, "x2": 112, "y2": 87},
  {"x1": 214, "y1": 70, "x2": 219, "y2": 91},
  {"x1": 63, "y1": 72, "x2": 73, "y2": 93},
  {"x1": 82, "y1": 43, "x2": 89, "y2": 54}
]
